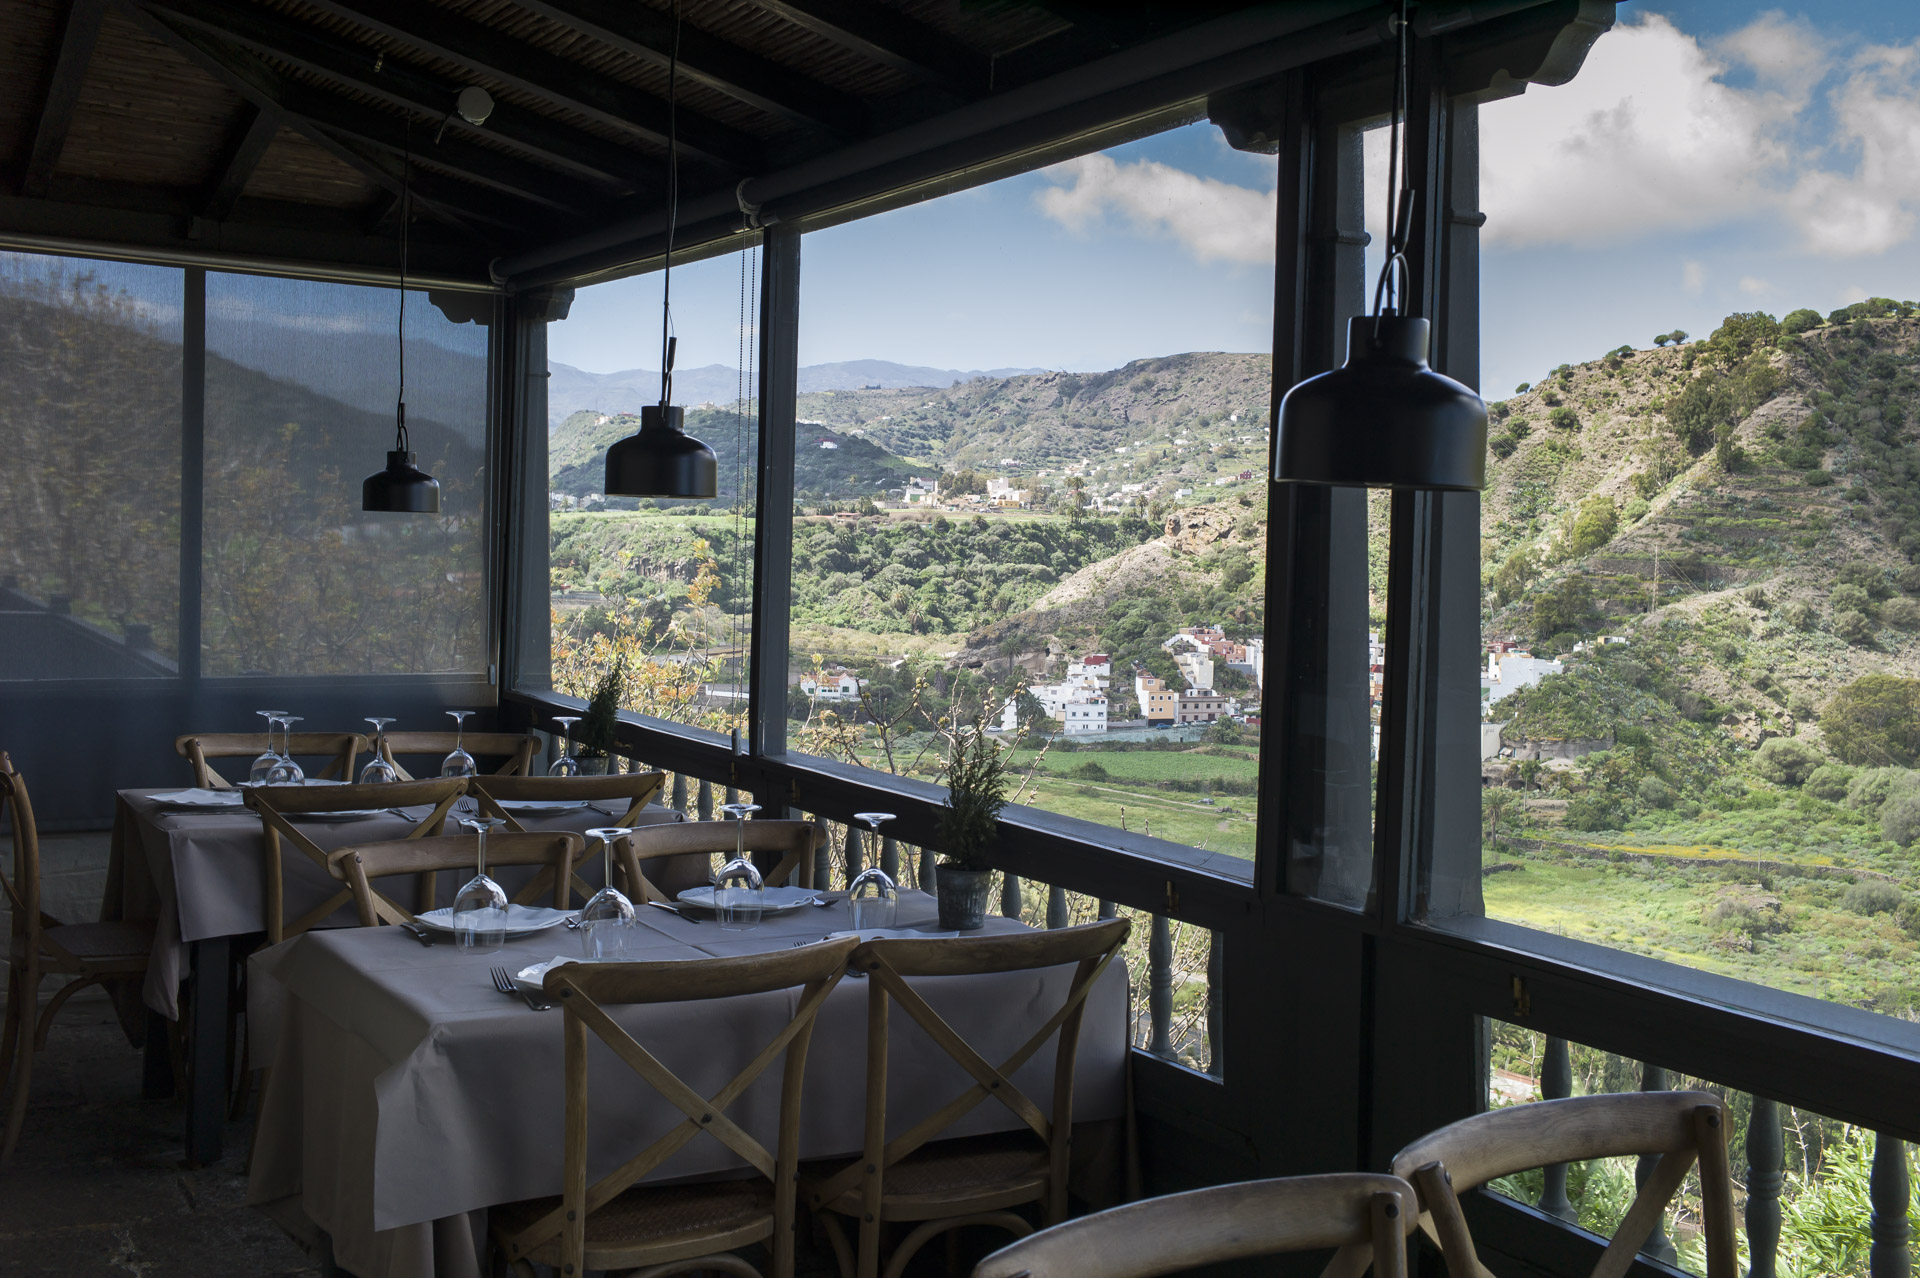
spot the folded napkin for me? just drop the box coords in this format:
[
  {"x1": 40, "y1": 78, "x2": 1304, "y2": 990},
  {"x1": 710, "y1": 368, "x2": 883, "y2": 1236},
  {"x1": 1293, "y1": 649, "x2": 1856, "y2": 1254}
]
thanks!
[
  {"x1": 827, "y1": 928, "x2": 960, "y2": 942},
  {"x1": 150, "y1": 788, "x2": 245, "y2": 807}
]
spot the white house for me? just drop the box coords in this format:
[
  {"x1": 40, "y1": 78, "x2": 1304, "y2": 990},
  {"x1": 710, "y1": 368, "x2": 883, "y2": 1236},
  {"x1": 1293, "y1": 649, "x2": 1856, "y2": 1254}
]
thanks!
[
  {"x1": 1174, "y1": 650, "x2": 1215, "y2": 690},
  {"x1": 1483, "y1": 651, "x2": 1564, "y2": 709},
  {"x1": 1060, "y1": 695, "x2": 1108, "y2": 734},
  {"x1": 799, "y1": 672, "x2": 864, "y2": 702}
]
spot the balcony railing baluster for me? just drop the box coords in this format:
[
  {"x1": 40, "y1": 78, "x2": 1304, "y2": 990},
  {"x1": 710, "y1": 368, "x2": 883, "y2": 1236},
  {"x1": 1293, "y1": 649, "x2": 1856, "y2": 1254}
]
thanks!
[
  {"x1": 697, "y1": 779, "x2": 713, "y2": 821},
  {"x1": 1098, "y1": 899, "x2": 1116, "y2": 920},
  {"x1": 881, "y1": 836, "x2": 899, "y2": 882},
  {"x1": 1870, "y1": 1132, "x2": 1911, "y2": 1278},
  {"x1": 1635, "y1": 1063, "x2": 1678, "y2": 1264},
  {"x1": 812, "y1": 815, "x2": 832, "y2": 891},
  {"x1": 670, "y1": 773, "x2": 687, "y2": 815},
  {"x1": 1001, "y1": 874, "x2": 1023, "y2": 919},
  {"x1": 1747, "y1": 1096, "x2": 1783, "y2": 1278},
  {"x1": 1148, "y1": 913, "x2": 1173, "y2": 1058},
  {"x1": 842, "y1": 825, "x2": 862, "y2": 881},
  {"x1": 1537, "y1": 1036, "x2": 1575, "y2": 1221},
  {"x1": 1046, "y1": 884, "x2": 1068, "y2": 930},
  {"x1": 918, "y1": 847, "x2": 937, "y2": 894}
]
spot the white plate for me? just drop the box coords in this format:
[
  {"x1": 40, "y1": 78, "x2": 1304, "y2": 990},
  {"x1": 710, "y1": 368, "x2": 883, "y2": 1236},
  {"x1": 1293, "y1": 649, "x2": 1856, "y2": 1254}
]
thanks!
[
  {"x1": 674, "y1": 885, "x2": 822, "y2": 915},
  {"x1": 288, "y1": 809, "x2": 385, "y2": 821},
  {"x1": 150, "y1": 789, "x2": 246, "y2": 810},
  {"x1": 414, "y1": 904, "x2": 577, "y2": 939},
  {"x1": 498, "y1": 799, "x2": 590, "y2": 813}
]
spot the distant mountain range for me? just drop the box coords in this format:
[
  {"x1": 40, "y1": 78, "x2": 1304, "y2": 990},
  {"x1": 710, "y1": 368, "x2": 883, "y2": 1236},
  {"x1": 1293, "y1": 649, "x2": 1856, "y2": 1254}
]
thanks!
[{"x1": 547, "y1": 359, "x2": 1049, "y2": 430}]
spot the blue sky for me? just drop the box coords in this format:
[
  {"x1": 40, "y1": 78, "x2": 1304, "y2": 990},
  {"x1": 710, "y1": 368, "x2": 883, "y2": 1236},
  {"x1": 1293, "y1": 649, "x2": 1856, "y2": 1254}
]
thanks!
[{"x1": 553, "y1": 1, "x2": 1920, "y2": 402}]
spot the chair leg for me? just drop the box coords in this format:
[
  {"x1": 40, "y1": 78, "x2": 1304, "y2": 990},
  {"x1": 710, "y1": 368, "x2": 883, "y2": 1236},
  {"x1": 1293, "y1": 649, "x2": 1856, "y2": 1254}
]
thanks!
[
  {"x1": 879, "y1": 1214, "x2": 1033, "y2": 1278},
  {"x1": 0, "y1": 965, "x2": 21, "y2": 1097},
  {"x1": 820, "y1": 1212, "x2": 857, "y2": 1278},
  {"x1": 624, "y1": 1254, "x2": 763, "y2": 1278},
  {"x1": 33, "y1": 976, "x2": 99, "y2": 1051},
  {"x1": 2, "y1": 1000, "x2": 35, "y2": 1166}
]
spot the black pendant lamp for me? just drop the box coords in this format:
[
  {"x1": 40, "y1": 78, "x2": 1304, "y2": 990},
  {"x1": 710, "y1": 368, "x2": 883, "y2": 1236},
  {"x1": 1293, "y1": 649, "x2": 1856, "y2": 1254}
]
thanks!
[
  {"x1": 1272, "y1": 0, "x2": 1487, "y2": 492},
  {"x1": 363, "y1": 125, "x2": 441, "y2": 513},
  {"x1": 604, "y1": 3, "x2": 717, "y2": 500}
]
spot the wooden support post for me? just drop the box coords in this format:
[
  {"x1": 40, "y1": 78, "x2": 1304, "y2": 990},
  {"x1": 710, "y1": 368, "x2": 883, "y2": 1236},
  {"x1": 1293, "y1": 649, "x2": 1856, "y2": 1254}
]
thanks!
[
  {"x1": 1537, "y1": 1036, "x2": 1575, "y2": 1221},
  {"x1": 1871, "y1": 1132, "x2": 1911, "y2": 1278},
  {"x1": 1746, "y1": 1096, "x2": 1783, "y2": 1278}
]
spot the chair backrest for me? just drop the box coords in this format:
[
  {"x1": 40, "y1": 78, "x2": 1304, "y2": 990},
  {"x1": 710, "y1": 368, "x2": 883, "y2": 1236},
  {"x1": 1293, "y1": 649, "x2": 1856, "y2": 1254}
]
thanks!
[
  {"x1": 972, "y1": 1173, "x2": 1420, "y2": 1278},
  {"x1": 329, "y1": 831, "x2": 586, "y2": 925},
  {"x1": 808, "y1": 918, "x2": 1131, "y2": 1226},
  {"x1": 379, "y1": 731, "x2": 539, "y2": 780},
  {"x1": 1390, "y1": 1091, "x2": 1737, "y2": 1278},
  {"x1": 244, "y1": 777, "x2": 469, "y2": 941},
  {"x1": 615, "y1": 819, "x2": 820, "y2": 902},
  {"x1": 174, "y1": 732, "x2": 367, "y2": 788},
  {"x1": 466, "y1": 772, "x2": 668, "y2": 901},
  {"x1": 501, "y1": 938, "x2": 861, "y2": 1278},
  {"x1": 0, "y1": 753, "x2": 46, "y2": 961}
]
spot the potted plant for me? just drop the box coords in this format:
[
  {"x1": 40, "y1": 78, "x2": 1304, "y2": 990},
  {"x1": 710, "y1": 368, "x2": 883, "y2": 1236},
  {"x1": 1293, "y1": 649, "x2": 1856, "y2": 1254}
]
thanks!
[
  {"x1": 933, "y1": 717, "x2": 1010, "y2": 930},
  {"x1": 575, "y1": 662, "x2": 624, "y2": 775}
]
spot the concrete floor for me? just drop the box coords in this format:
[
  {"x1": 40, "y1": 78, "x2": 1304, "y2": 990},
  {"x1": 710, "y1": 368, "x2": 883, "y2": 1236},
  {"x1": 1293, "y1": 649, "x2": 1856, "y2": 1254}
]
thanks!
[{"x1": 0, "y1": 987, "x2": 319, "y2": 1277}]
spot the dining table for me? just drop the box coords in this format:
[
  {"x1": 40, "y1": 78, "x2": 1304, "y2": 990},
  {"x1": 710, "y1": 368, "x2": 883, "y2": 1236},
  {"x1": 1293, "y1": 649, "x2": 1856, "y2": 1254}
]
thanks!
[
  {"x1": 246, "y1": 889, "x2": 1129, "y2": 1278},
  {"x1": 101, "y1": 786, "x2": 694, "y2": 1163}
]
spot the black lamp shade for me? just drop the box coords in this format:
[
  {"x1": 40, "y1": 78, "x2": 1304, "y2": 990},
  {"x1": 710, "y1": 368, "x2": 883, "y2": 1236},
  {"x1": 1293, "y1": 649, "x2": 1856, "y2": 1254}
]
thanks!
[
  {"x1": 1273, "y1": 315, "x2": 1487, "y2": 491},
  {"x1": 604, "y1": 404, "x2": 718, "y2": 499},
  {"x1": 362, "y1": 449, "x2": 441, "y2": 512}
]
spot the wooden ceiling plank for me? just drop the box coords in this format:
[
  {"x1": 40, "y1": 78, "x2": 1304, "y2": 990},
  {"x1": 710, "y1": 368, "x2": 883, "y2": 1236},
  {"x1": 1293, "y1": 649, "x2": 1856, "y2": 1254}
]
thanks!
[
  {"x1": 199, "y1": 101, "x2": 280, "y2": 221},
  {"x1": 21, "y1": 0, "x2": 112, "y2": 198},
  {"x1": 747, "y1": 0, "x2": 988, "y2": 97},
  {"x1": 140, "y1": 0, "x2": 644, "y2": 191},
  {"x1": 296, "y1": 0, "x2": 761, "y2": 171},
  {"x1": 118, "y1": 2, "x2": 511, "y2": 240},
  {"x1": 514, "y1": 0, "x2": 861, "y2": 137}
]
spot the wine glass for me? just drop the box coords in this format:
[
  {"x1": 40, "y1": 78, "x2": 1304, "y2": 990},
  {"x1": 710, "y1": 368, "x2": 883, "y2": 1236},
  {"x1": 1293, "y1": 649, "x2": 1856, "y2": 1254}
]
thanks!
[
  {"x1": 249, "y1": 709, "x2": 289, "y2": 784},
  {"x1": 854, "y1": 810, "x2": 896, "y2": 874},
  {"x1": 441, "y1": 710, "x2": 476, "y2": 778},
  {"x1": 266, "y1": 716, "x2": 305, "y2": 784},
  {"x1": 714, "y1": 856, "x2": 764, "y2": 932},
  {"x1": 359, "y1": 717, "x2": 399, "y2": 785},
  {"x1": 548, "y1": 716, "x2": 582, "y2": 777},
  {"x1": 717, "y1": 801, "x2": 761, "y2": 868},
  {"x1": 452, "y1": 815, "x2": 508, "y2": 951},
  {"x1": 579, "y1": 827, "x2": 638, "y2": 958},
  {"x1": 849, "y1": 867, "x2": 897, "y2": 931}
]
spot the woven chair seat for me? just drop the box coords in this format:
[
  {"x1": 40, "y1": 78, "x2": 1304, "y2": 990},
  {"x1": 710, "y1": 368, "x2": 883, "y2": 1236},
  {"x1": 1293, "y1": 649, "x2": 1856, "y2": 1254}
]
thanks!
[
  {"x1": 816, "y1": 1133, "x2": 1049, "y2": 1214},
  {"x1": 16, "y1": 920, "x2": 154, "y2": 968},
  {"x1": 494, "y1": 1177, "x2": 773, "y2": 1253}
]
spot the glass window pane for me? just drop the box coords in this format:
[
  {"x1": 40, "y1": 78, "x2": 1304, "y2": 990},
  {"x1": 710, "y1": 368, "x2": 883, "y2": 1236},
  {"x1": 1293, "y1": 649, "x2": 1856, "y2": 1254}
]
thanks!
[
  {"x1": 202, "y1": 273, "x2": 489, "y2": 677},
  {"x1": 0, "y1": 252, "x2": 182, "y2": 678},
  {"x1": 543, "y1": 249, "x2": 759, "y2": 749},
  {"x1": 1459, "y1": 2, "x2": 1920, "y2": 1023},
  {"x1": 788, "y1": 121, "x2": 1273, "y2": 870}
]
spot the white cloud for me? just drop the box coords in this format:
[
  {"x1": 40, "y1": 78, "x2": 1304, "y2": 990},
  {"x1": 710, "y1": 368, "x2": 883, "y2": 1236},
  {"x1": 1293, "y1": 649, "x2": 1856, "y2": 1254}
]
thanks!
[
  {"x1": 1738, "y1": 275, "x2": 1772, "y2": 295},
  {"x1": 1785, "y1": 43, "x2": 1920, "y2": 255},
  {"x1": 1683, "y1": 261, "x2": 1707, "y2": 295},
  {"x1": 1035, "y1": 154, "x2": 1275, "y2": 266}
]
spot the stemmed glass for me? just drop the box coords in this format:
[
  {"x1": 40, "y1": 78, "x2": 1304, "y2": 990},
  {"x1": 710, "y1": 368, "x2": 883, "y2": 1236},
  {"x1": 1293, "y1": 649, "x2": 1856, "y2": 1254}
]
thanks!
[
  {"x1": 579, "y1": 827, "x2": 638, "y2": 958},
  {"x1": 715, "y1": 801, "x2": 764, "y2": 931},
  {"x1": 441, "y1": 711, "x2": 476, "y2": 778},
  {"x1": 849, "y1": 811, "x2": 898, "y2": 930},
  {"x1": 266, "y1": 715, "x2": 305, "y2": 784},
  {"x1": 249, "y1": 709, "x2": 289, "y2": 784},
  {"x1": 548, "y1": 716, "x2": 582, "y2": 777},
  {"x1": 359, "y1": 717, "x2": 399, "y2": 785},
  {"x1": 452, "y1": 815, "x2": 508, "y2": 951}
]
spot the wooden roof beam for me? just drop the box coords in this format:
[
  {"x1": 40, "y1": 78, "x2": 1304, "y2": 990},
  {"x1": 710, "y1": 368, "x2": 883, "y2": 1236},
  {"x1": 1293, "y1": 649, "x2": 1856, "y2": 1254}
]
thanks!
[
  {"x1": 198, "y1": 102, "x2": 280, "y2": 222},
  {"x1": 295, "y1": 0, "x2": 762, "y2": 172},
  {"x1": 517, "y1": 0, "x2": 863, "y2": 138},
  {"x1": 139, "y1": 0, "x2": 644, "y2": 192},
  {"x1": 20, "y1": 0, "x2": 111, "y2": 198},
  {"x1": 747, "y1": 0, "x2": 990, "y2": 98}
]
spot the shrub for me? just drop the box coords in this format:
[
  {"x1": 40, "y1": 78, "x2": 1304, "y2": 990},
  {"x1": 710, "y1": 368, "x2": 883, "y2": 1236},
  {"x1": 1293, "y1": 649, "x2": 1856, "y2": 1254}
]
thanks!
[
  {"x1": 1569, "y1": 497, "x2": 1618, "y2": 556},
  {"x1": 1514, "y1": 382, "x2": 1531, "y2": 393},
  {"x1": 1897, "y1": 898, "x2": 1920, "y2": 940},
  {"x1": 1781, "y1": 308, "x2": 1824, "y2": 335},
  {"x1": 1805, "y1": 469, "x2": 1835, "y2": 487},
  {"x1": 1824, "y1": 676, "x2": 1920, "y2": 766},
  {"x1": 1549, "y1": 405, "x2": 1580, "y2": 430},
  {"x1": 1805, "y1": 764, "x2": 1855, "y2": 801},
  {"x1": 1637, "y1": 777, "x2": 1675, "y2": 809},
  {"x1": 1898, "y1": 564, "x2": 1920, "y2": 595},
  {"x1": 1753, "y1": 737, "x2": 1824, "y2": 786},
  {"x1": 1842, "y1": 879, "x2": 1904, "y2": 914},
  {"x1": 1563, "y1": 795, "x2": 1623, "y2": 831},
  {"x1": 1884, "y1": 597, "x2": 1920, "y2": 629},
  {"x1": 1845, "y1": 767, "x2": 1911, "y2": 814},
  {"x1": 1784, "y1": 600, "x2": 1817, "y2": 630},
  {"x1": 1624, "y1": 497, "x2": 1650, "y2": 523},
  {"x1": 1832, "y1": 609, "x2": 1874, "y2": 645},
  {"x1": 1489, "y1": 433, "x2": 1519, "y2": 459},
  {"x1": 1882, "y1": 796, "x2": 1920, "y2": 847},
  {"x1": 1831, "y1": 583, "x2": 1873, "y2": 616},
  {"x1": 1070, "y1": 760, "x2": 1111, "y2": 781}
]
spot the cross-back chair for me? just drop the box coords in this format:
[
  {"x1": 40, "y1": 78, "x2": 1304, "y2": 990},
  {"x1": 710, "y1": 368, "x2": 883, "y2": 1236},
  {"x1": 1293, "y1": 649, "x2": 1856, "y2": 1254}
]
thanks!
[
  {"x1": 2, "y1": 754, "x2": 158, "y2": 1164},
  {"x1": 174, "y1": 732, "x2": 367, "y2": 788},
  {"x1": 613, "y1": 819, "x2": 821, "y2": 904},
  {"x1": 330, "y1": 831, "x2": 587, "y2": 925},
  {"x1": 492, "y1": 937, "x2": 861, "y2": 1278},
  {"x1": 243, "y1": 777, "x2": 467, "y2": 942},
  {"x1": 972, "y1": 1173, "x2": 1421, "y2": 1278},
  {"x1": 466, "y1": 771, "x2": 666, "y2": 900},
  {"x1": 808, "y1": 918, "x2": 1132, "y2": 1278},
  {"x1": 378, "y1": 731, "x2": 539, "y2": 781},
  {"x1": 1389, "y1": 1091, "x2": 1738, "y2": 1278}
]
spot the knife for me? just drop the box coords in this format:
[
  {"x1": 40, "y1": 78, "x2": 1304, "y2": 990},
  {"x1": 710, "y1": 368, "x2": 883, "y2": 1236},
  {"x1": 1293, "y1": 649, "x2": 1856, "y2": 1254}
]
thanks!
[
  {"x1": 398, "y1": 921, "x2": 436, "y2": 947},
  {"x1": 646, "y1": 900, "x2": 702, "y2": 924}
]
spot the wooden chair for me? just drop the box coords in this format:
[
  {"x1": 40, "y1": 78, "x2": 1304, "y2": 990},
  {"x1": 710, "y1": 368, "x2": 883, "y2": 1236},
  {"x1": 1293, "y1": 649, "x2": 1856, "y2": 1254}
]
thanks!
[
  {"x1": 243, "y1": 777, "x2": 468, "y2": 942},
  {"x1": 492, "y1": 937, "x2": 861, "y2": 1278},
  {"x1": 467, "y1": 772, "x2": 667, "y2": 900},
  {"x1": 972, "y1": 1172, "x2": 1421, "y2": 1278},
  {"x1": 378, "y1": 730, "x2": 539, "y2": 781},
  {"x1": 174, "y1": 732, "x2": 367, "y2": 789},
  {"x1": 1, "y1": 754, "x2": 157, "y2": 1164},
  {"x1": 329, "y1": 831, "x2": 587, "y2": 925},
  {"x1": 807, "y1": 918, "x2": 1131, "y2": 1278},
  {"x1": 611, "y1": 820, "x2": 821, "y2": 904},
  {"x1": 1389, "y1": 1091, "x2": 1738, "y2": 1278}
]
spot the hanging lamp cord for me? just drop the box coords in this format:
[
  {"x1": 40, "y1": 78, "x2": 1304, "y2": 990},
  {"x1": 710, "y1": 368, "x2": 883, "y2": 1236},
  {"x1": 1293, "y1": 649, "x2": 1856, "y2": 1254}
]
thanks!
[
  {"x1": 658, "y1": 0, "x2": 681, "y2": 410},
  {"x1": 396, "y1": 122, "x2": 411, "y2": 453},
  {"x1": 1370, "y1": 0, "x2": 1413, "y2": 339}
]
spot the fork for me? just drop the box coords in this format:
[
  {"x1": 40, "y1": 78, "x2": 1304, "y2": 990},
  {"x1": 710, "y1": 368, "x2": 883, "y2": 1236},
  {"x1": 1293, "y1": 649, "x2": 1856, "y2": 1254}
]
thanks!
[{"x1": 490, "y1": 965, "x2": 551, "y2": 1011}]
